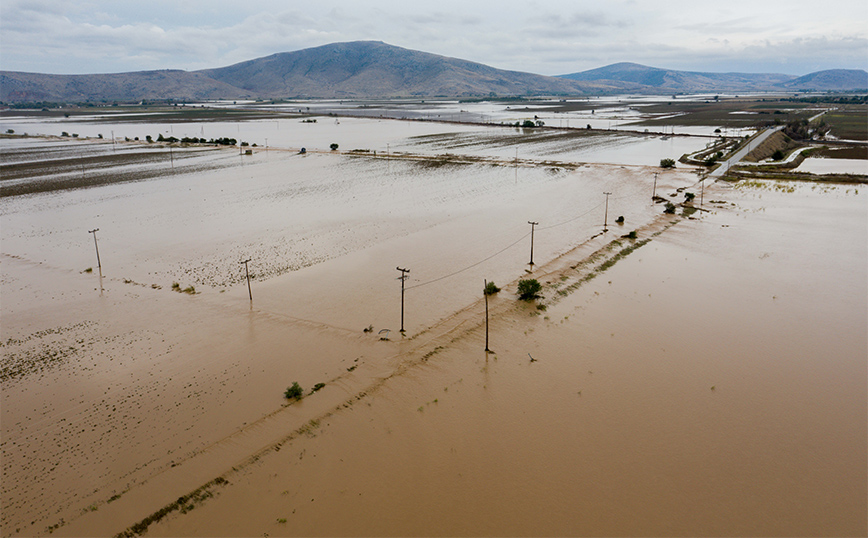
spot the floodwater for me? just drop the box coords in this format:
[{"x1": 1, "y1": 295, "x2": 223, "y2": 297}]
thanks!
[
  {"x1": 796, "y1": 156, "x2": 868, "y2": 175},
  {"x1": 1, "y1": 115, "x2": 866, "y2": 537},
  {"x1": 144, "y1": 180, "x2": 865, "y2": 537}
]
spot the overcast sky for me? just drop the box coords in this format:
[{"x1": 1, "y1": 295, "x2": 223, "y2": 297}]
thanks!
[{"x1": 2, "y1": 0, "x2": 866, "y2": 76}]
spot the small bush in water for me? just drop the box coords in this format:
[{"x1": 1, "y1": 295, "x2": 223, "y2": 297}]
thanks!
[{"x1": 284, "y1": 382, "x2": 303, "y2": 399}]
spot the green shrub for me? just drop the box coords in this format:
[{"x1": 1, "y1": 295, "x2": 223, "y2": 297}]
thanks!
[
  {"x1": 330, "y1": 143, "x2": 339, "y2": 151},
  {"x1": 660, "y1": 158, "x2": 675, "y2": 168},
  {"x1": 664, "y1": 202, "x2": 676, "y2": 214},
  {"x1": 517, "y1": 279, "x2": 542, "y2": 300},
  {"x1": 483, "y1": 281, "x2": 501, "y2": 295},
  {"x1": 685, "y1": 192, "x2": 695, "y2": 202},
  {"x1": 284, "y1": 382, "x2": 303, "y2": 399},
  {"x1": 310, "y1": 382, "x2": 326, "y2": 394},
  {"x1": 772, "y1": 149, "x2": 785, "y2": 161}
]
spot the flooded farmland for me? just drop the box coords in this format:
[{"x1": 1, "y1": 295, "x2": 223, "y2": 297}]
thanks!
[{"x1": 1, "y1": 111, "x2": 865, "y2": 537}]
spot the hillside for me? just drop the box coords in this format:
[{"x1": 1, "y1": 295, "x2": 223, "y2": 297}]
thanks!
[
  {"x1": 779, "y1": 69, "x2": 868, "y2": 91},
  {"x1": 559, "y1": 62, "x2": 795, "y2": 92},
  {"x1": 198, "y1": 41, "x2": 607, "y2": 98},
  {"x1": 0, "y1": 70, "x2": 252, "y2": 103},
  {"x1": 1, "y1": 42, "x2": 866, "y2": 104}
]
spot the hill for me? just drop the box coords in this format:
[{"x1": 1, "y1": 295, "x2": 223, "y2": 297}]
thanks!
[
  {"x1": 778, "y1": 69, "x2": 868, "y2": 91},
  {"x1": 558, "y1": 62, "x2": 795, "y2": 92},
  {"x1": 0, "y1": 70, "x2": 252, "y2": 103},
  {"x1": 1, "y1": 43, "x2": 866, "y2": 104},
  {"x1": 198, "y1": 41, "x2": 606, "y2": 98}
]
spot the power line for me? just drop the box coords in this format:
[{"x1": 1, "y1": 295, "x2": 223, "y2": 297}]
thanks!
[{"x1": 406, "y1": 231, "x2": 530, "y2": 291}]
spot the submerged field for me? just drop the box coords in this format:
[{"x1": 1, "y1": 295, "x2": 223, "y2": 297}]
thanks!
[{"x1": 1, "y1": 108, "x2": 866, "y2": 537}]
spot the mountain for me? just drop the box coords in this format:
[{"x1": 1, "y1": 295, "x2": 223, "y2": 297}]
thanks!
[
  {"x1": 558, "y1": 62, "x2": 795, "y2": 92},
  {"x1": 0, "y1": 70, "x2": 253, "y2": 103},
  {"x1": 778, "y1": 69, "x2": 868, "y2": 91},
  {"x1": 0, "y1": 41, "x2": 610, "y2": 103},
  {"x1": 1, "y1": 42, "x2": 866, "y2": 104},
  {"x1": 558, "y1": 62, "x2": 868, "y2": 92},
  {"x1": 198, "y1": 41, "x2": 608, "y2": 98}
]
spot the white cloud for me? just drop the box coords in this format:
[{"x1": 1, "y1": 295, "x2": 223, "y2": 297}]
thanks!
[{"x1": 0, "y1": 0, "x2": 865, "y2": 75}]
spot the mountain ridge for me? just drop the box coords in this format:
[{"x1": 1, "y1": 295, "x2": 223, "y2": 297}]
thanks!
[{"x1": 1, "y1": 41, "x2": 865, "y2": 103}]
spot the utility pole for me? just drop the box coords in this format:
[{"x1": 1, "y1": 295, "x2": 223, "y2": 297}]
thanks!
[
  {"x1": 603, "y1": 192, "x2": 612, "y2": 232},
  {"x1": 527, "y1": 221, "x2": 539, "y2": 267},
  {"x1": 240, "y1": 259, "x2": 252, "y2": 301},
  {"x1": 88, "y1": 228, "x2": 101, "y2": 269},
  {"x1": 397, "y1": 267, "x2": 410, "y2": 333},
  {"x1": 484, "y1": 279, "x2": 490, "y2": 352},
  {"x1": 700, "y1": 178, "x2": 705, "y2": 207},
  {"x1": 652, "y1": 172, "x2": 658, "y2": 201},
  {"x1": 111, "y1": 130, "x2": 116, "y2": 152}
]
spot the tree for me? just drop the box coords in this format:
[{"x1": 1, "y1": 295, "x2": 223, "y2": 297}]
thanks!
[
  {"x1": 330, "y1": 143, "x2": 339, "y2": 151},
  {"x1": 284, "y1": 382, "x2": 303, "y2": 399},
  {"x1": 517, "y1": 279, "x2": 542, "y2": 300},
  {"x1": 521, "y1": 120, "x2": 536, "y2": 128},
  {"x1": 660, "y1": 158, "x2": 676, "y2": 168},
  {"x1": 772, "y1": 149, "x2": 785, "y2": 161}
]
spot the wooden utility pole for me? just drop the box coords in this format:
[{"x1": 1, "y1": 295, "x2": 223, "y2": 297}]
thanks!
[
  {"x1": 603, "y1": 192, "x2": 612, "y2": 232},
  {"x1": 652, "y1": 172, "x2": 658, "y2": 200},
  {"x1": 241, "y1": 259, "x2": 252, "y2": 301},
  {"x1": 484, "y1": 279, "x2": 490, "y2": 352},
  {"x1": 397, "y1": 267, "x2": 410, "y2": 333},
  {"x1": 528, "y1": 221, "x2": 538, "y2": 267},
  {"x1": 88, "y1": 228, "x2": 101, "y2": 269}
]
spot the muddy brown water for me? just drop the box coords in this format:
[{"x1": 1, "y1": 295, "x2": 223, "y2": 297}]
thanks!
[
  {"x1": 1, "y1": 130, "x2": 865, "y2": 537},
  {"x1": 132, "y1": 181, "x2": 865, "y2": 538}
]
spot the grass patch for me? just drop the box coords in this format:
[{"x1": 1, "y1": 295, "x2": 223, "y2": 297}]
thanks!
[{"x1": 115, "y1": 477, "x2": 228, "y2": 537}]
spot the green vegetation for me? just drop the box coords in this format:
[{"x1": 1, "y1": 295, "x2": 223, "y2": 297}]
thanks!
[
  {"x1": 330, "y1": 143, "x2": 339, "y2": 151},
  {"x1": 771, "y1": 149, "x2": 785, "y2": 161},
  {"x1": 310, "y1": 382, "x2": 326, "y2": 394},
  {"x1": 664, "y1": 202, "x2": 676, "y2": 214},
  {"x1": 483, "y1": 281, "x2": 501, "y2": 295},
  {"x1": 284, "y1": 382, "x2": 303, "y2": 399},
  {"x1": 115, "y1": 477, "x2": 228, "y2": 537},
  {"x1": 517, "y1": 279, "x2": 542, "y2": 300},
  {"x1": 660, "y1": 158, "x2": 675, "y2": 168},
  {"x1": 84, "y1": 267, "x2": 93, "y2": 273}
]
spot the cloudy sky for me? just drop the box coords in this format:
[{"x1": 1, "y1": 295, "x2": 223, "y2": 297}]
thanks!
[{"x1": 2, "y1": 0, "x2": 866, "y2": 76}]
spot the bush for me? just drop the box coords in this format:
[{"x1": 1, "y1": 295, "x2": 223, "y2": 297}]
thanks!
[
  {"x1": 772, "y1": 149, "x2": 785, "y2": 161},
  {"x1": 664, "y1": 202, "x2": 676, "y2": 214},
  {"x1": 483, "y1": 281, "x2": 501, "y2": 295},
  {"x1": 660, "y1": 158, "x2": 676, "y2": 168},
  {"x1": 330, "y1": 143, "x2": 339, "y2": 151},
  {"x1": 284, "y1": 382, "x2": 303, "y2": 399},
  {"x1": 684, "y1": 192, "x2": 695, "y2": 202},
  {"x1": 517, "y1": 279, "x2": 542, "y2": 300},
  {"x1": 521, "y1": 120, "x2": 536, "y2": 128}
]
